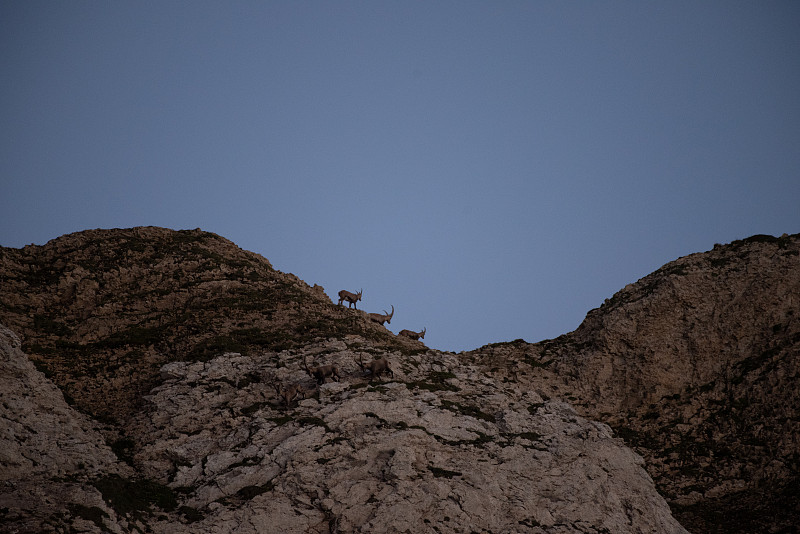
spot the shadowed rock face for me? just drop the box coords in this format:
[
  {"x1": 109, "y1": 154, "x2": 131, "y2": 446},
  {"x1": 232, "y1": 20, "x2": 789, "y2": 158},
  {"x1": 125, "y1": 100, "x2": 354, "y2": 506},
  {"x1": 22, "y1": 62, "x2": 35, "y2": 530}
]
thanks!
[
  {"x1": 468, "y1": 233, "x2": 800, "y2": 533},
  {"x1": 0, "y1": 324, "x2": 133, "y2": 533},
  {"x1": 0, "y1": 227, "x2": 795, "y2": 532}
]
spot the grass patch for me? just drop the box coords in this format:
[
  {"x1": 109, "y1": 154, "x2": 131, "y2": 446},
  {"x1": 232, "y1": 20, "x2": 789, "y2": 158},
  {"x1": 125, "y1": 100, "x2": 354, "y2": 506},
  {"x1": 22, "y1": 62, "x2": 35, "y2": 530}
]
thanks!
[
  {"x1": 408, "y1": 371, "x2": 460, "y2": 392},
  {"x1": 660, "y1": 263, "x2": 689, "y2": 276},
  {"x1": 483, "y1": 339, "x2": 528, "y2": 349},
  {"x1": 524, "y1": 355, "x2": 554, "y2": 369}
]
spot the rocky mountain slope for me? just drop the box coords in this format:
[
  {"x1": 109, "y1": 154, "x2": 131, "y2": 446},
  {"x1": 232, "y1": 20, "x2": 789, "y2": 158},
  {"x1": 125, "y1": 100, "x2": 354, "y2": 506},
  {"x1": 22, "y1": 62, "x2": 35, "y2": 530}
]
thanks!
[
  {"x1": 467, "y1": 234, "x2": 800, "y2": 533},
  {"x1": 0, "y1": 324, "x2": 133, "y2": 533},
  {"x1": 0, "y1": 227, "x2": 407, "y2": 423},
  {"x1": 0, "y1": 320, "x2": 686, "y2": 533},
  {"x1": 0, "y1": 227, "x2": 797, "y2": 533}
]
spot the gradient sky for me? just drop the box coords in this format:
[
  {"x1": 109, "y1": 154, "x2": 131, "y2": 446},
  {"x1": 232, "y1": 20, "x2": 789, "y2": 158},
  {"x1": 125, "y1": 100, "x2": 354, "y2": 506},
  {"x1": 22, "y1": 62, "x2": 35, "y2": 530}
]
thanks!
[{"x1": 2, "y1": 2, "x2": 799, "y2": 352}]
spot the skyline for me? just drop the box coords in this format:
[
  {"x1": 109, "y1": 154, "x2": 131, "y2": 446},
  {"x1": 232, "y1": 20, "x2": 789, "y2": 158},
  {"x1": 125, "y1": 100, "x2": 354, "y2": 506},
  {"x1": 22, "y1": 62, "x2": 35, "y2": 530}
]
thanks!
[{"x1": 2, "y1": 2, "x2": 799, "y2": 351}]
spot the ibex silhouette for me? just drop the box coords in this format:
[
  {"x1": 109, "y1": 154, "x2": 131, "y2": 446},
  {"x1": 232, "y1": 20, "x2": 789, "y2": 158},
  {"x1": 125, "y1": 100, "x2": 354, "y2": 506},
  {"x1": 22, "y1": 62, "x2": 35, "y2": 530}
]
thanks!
[
  {"x1": 368, "y1": 305, "x2": 394, "y2": 325},
  {"x1": 303, "y1": 355, "x2": 340, "y2": 384},
  {"x1": 337, "y1": 289, "x2": 362, "y2": 309},
  {"x1": 358, "y1": 354, "x2": 394, "y2": 381},
  {"x1": 398, "y1": 327, "x2": 425, "y2": 341}
]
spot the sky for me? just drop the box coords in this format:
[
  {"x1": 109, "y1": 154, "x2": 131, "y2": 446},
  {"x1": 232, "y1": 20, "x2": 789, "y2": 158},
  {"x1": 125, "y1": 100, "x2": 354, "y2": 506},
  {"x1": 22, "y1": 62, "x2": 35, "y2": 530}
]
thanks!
[{"x1": 1, "y1": 2, "x2": 799, "y2": 352}]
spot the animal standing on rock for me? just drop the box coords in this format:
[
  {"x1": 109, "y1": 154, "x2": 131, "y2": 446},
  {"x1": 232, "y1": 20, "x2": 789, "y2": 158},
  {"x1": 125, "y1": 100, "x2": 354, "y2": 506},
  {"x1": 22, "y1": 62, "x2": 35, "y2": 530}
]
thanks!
[
  {"x1": 273, "y1": 382, "x2": 305, "y2": 407},
  {"x1": 337, "y1": 289, "x2": 362, "y2": 309},
  {"x1": 263, "y1": 371, "x2": 306, "y2": 407},
  {"x1": 368, "y1": 305, "x2": 394, "y2": 325},
  {"x1": 399, "y1": 327, "x2": 426, "y2": 341},
  {"x1": 358, "y1": 354, "x2": 394, "y2": 381},
  {"x1": 303, "y1": 355, "x2": 340, "y2": 385}
]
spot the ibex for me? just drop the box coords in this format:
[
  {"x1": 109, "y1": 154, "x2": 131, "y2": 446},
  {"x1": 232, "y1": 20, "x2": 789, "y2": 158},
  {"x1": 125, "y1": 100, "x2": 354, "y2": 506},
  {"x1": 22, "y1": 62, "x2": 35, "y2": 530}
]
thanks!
[
  {"x1": 337, "y1": 289, "x2": 362, "y2": 309},
  {"x1": 357, "y1": 354, "x2": 394, "y2": 381},
  {"x1": 398, "y1": 327, "x2": 426, "y2": 341},
  {"x1": 368, "y1": 305, "x2": 394, "y2": 325},
  {"x1": 273, "y1": 382, "x2": 305, "y2": 407},
  {"x1": 262, "y1": 371, "x2": 305, "y2": 407},
  {"x1": 303, "y1": 355, "x2": 340, "y2": 384}
]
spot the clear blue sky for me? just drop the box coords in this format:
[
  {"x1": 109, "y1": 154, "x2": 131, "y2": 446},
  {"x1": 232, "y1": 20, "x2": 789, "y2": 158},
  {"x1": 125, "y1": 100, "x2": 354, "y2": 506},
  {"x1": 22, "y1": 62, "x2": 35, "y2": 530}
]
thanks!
[{"x1": 2, "y1": 2, "x2": 799, "y2": 352}]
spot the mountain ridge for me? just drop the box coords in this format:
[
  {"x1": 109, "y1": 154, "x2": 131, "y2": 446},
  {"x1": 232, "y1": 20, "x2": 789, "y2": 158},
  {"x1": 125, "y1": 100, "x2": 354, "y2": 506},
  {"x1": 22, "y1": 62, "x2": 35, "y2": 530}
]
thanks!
[
  {"x1": 467, "y1": 233, "x2": 800, "y2": 532},
  {"x1": 0, "y1": 226, "x2": 417, "y2": 422},
  {"x1": 1, "y1": 227, "x2": 798, "y2": 533}
]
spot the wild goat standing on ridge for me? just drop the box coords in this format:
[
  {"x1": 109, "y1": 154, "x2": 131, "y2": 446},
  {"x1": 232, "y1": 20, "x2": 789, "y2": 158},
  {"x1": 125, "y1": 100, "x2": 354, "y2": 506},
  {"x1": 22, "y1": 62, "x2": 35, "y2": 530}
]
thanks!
[
  {"x1": 368, "y1": 305, "x2": 394, "y2": 325},
  {"x1": 398, "y1": 327, "x2": 425, "y2": 341},
  {"x1": 338, "y1": 289, "x2": 362, "y2": 309}
]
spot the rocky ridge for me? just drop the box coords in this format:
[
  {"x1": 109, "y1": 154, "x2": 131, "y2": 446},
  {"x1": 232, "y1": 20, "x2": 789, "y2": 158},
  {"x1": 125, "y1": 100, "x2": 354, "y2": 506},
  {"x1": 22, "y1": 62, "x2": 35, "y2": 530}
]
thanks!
[
  {"x1": 0, "y1": 227, "x2": 406, "y2": 422},
  {"x1": 0, "y1": 324, "x2": 132, "y2": 533},
  {"x1": 1, "y1": 325, "x2": 687, "y2": 533},
  {"x1": 467, "y1": 234, "x2": 800, "y2": 533},
  {"x1": 1, "y1": 227, "x2": 797, "y2": 533}
]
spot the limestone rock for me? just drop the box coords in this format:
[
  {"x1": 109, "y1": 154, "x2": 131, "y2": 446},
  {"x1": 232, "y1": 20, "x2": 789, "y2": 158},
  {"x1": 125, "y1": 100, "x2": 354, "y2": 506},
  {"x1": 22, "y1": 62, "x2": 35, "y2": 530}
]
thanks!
[
  {"x1": 0, "y1": 227, "x2": 409, "y2": 422},
  {"x1": 468, "y1": 234, "x2": 800, "y2": 532},
  {"x1": 0, "y1": 326, "x2": 686, "y2": 533},
  {"x1": 126, "y1": 340, "x2": 687, "y2": 534},
  {"x1": 2, "y1": 227, "x2": 796, "y2": 532}
]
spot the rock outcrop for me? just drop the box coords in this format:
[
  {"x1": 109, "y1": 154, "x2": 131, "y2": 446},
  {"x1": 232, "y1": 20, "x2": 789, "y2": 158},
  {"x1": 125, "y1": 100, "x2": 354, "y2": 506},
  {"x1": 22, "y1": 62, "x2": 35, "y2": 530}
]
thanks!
[
  {"x1": 468, "y1": 234, "x2": 800, "y2": 533},
  {"x1": 1, "y1": 325, "x2": 687, "y2": 533},
  {"x1": 0, "y1": 227, "x2": 405, "y2": 422},
  {"x1": 1, "y1": 227, "x2": 797, "y2": 533},
  {"x1": 135, "y1": 339, "x2": 687, "y2": 533},
  {"x1": 0, "y1": 324, "x2": 131, "y2": 533}
]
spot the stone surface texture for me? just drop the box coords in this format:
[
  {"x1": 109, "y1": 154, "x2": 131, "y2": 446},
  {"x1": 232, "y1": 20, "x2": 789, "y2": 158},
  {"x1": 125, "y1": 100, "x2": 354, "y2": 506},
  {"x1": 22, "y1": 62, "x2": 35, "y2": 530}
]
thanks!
[
  {"x1": 467, "y1": 234, "x2": 800, "y2": 533},
  {"x1": 1, "y1": 228, "x2": 797, "y2": 533}
]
